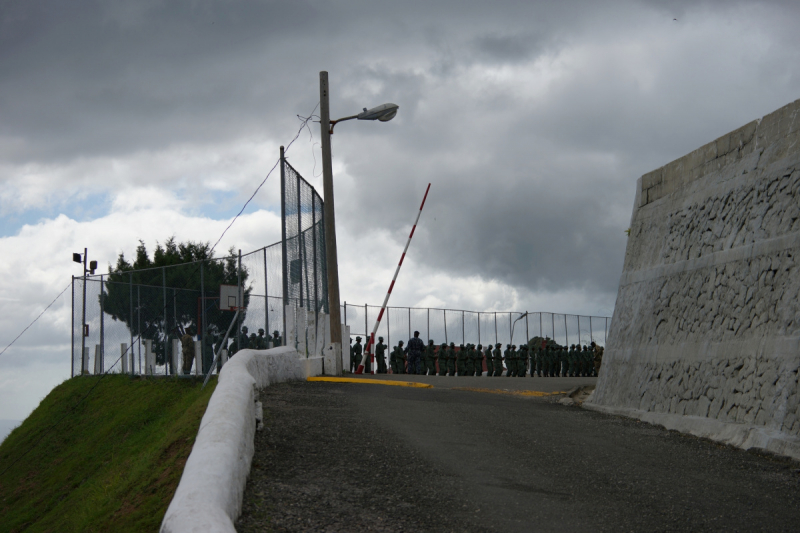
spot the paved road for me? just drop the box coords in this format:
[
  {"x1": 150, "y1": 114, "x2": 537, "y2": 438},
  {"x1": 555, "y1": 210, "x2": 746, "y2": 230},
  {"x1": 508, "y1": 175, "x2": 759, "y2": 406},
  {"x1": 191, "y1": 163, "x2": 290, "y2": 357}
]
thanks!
[{"x1": 237, "y1": 381, "x2": 800, "y2": 532}]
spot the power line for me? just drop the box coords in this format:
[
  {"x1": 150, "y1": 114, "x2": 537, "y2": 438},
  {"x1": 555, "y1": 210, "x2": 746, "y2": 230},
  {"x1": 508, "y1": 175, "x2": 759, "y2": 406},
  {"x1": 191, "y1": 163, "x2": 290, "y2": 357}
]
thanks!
[
  {"x1": 0, "y1": 281, "x2": 71, "y2": 358},
  {"x1": 0, "y1": 104, "x2": 321, "y2": 477}
]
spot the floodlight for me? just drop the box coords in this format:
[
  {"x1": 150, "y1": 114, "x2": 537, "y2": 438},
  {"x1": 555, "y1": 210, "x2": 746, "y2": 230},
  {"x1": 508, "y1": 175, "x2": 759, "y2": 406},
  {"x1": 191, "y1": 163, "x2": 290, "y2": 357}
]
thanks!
[
  {"x1": 357, "y1": 103, "x2": 399, "y2": 122},
  {"x1": 89, "y1": 260, "x2": 97, "y2": 274},
  {"x1": 73, "y1": 253, "x2": 82, "y2": 263}
]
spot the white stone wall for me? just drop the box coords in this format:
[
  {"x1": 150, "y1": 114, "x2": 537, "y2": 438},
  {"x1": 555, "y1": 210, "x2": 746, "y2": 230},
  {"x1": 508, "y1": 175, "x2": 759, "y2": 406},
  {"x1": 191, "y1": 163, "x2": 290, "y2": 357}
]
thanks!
[{"x1": 589, "y1": 98, "x2": 800, "y2": 452}]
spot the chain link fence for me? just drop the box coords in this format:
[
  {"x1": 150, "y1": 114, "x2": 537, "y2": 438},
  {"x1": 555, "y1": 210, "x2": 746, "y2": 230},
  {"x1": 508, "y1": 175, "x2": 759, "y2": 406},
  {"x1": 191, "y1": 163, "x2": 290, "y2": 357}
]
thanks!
[
  {"x1": 342, "y1": 303, "x2": 611, "y2": 350},
  {"x1": 70, "y1": 150, "x2": 326, "y2": 377}
]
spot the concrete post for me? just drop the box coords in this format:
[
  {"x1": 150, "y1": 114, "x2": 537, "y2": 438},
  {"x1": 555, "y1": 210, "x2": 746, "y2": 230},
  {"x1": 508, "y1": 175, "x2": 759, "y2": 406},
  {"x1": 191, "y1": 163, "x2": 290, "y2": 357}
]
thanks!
[
  {"x1": 172, "y1": 339, "x2": 181, "y2": 375},
  {"x1": 121, "y1": 343, "x2": 128, "y2": 374},
  {"x1": 83, "y1": 347, "x2": 89, "y2": 375},
  {"x1": 94, "y1": 345, "x2": 101, "y2": 375},
  {"x1": 194, "y1": 341, "x2": 202, "y2": 376}
]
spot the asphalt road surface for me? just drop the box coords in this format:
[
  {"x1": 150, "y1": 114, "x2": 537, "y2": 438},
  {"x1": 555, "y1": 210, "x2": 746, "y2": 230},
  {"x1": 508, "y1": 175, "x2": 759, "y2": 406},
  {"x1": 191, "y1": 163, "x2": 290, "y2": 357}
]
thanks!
[{"x1": 237, "y1": 380, "x2": 800, "y2": 532}]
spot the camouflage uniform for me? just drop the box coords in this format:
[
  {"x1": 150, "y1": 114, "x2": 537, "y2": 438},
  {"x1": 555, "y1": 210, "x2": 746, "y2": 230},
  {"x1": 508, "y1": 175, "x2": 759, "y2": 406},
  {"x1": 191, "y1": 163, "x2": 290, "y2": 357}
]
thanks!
[
  {"x1": 518, "y1": 344, "x2": 528, "y2": 377},
  {"x1": 424, "y1": 340, "x2": 436, "y2": 375},
  {"x1": 483, "y1": 345, "x2": 493, "y2": 376},
  {"x1": 407, "y1": 334, "x2": 425, "y2": 375},
  {"x1": 492, "y1": 344, "x2": 503, "y2": 377},
  {"x1": 446, "y1": 343, "x2": 456, "y2": 376},
  {"x1": 375, "y1": 337, "x2": 388, "y2": 374},
  {"x1": 181, "y1": 330, "x2": 194, "y2": 374},
  {"x1": 438, "y1": 343, "x2": 448, "y2": 375}
]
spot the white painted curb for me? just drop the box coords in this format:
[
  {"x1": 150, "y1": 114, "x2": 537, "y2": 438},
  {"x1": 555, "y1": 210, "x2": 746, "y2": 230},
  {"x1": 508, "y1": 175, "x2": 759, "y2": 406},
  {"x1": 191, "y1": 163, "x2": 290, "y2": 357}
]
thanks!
[{"x1": 160, "y1": 347, "x2": 322, "y2": 533}]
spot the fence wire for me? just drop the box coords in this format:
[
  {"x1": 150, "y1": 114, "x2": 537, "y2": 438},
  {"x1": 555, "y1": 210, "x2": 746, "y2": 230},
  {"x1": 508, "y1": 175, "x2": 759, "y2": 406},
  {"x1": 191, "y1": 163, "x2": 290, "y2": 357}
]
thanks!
[{"x1": 343, "y1": 304, "x2": 611, "y2": 352}]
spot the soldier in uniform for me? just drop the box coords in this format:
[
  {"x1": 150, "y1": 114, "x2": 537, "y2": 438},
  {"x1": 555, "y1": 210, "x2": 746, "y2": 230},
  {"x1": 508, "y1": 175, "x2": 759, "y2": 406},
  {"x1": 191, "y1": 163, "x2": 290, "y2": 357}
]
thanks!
[
  {"x1": 484, "y1": 344, "x2": 493, "y2": 376},
  {"x1": 518, "y1": 344, "x2": 529, "y2": 377},
  {"x1": 438, "y1": 343, "x2": 448, "y2": 375},
  {"x1": 239, "y1": 326, "x2": 249, "y2": 353},
  {"x1": 425, "y1": 340, "x2": 436, "y2": 375},
  {"x1": 349, "y1": 337, "x2": 355, "y2": 372},
  {"x1": 594, "y1": 345, "x2": 604, "y2": 376},
  {"x1": 256, "y1": 329, "x2": 268, "y2": 349},
  {"x1": 272, "y1": 330, "x2": 282, "y2": 348},
  {"x1": 353, "y1": 336, "x2": 364, "y2": 372},
  {"x1": 470, "y1": 344, "x2": 481, "y2": 376},
  {"x1": 492, "y1": 343, "x2": 503, "y2": 376},
  {"x1": 504, "y1": 344, "x2": 514, "y2": 377},
  {"x1": 375, "y1": 336, "x2": 388, "y2": 374},
  {"x1": 397, "y1": 341, "x2": 407, "y2": 373},
  {"x1": 582, "y1": 345, "x2": 590, "y2": 376},
  {"x1": 456, "y1": 344, "x2": 466, "y2": 376},
  {"x1": 447, "y1": 342, "x2": 457, "y2": 376},
  {"x1": 407, "y1": 331, "x2": 425, "y2": 375},
  {"x1": 181, "y1": 327, "x2": 194, "y2": 374},
  {"x1": 389, "y1": 343, "x2": 398, "y2": 373},
  {"x1": 247, "y1": 333, "x2": 258, "y2": 349}
]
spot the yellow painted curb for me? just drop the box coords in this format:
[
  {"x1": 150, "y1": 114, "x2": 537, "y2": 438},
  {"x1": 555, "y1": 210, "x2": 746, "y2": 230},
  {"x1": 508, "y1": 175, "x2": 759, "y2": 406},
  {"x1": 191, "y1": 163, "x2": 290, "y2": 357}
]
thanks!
[
  {"x1": 307, "y1": 377, "x2": 433, "y2": 388},
  {"x1": 451, "y1": 387, "x2": 568, "y2": 397}
]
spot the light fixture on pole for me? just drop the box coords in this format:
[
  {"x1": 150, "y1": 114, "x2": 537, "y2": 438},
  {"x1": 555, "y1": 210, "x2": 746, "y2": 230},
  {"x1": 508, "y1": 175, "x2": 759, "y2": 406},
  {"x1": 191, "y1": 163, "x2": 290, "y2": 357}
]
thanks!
[
  {"x1": 74, "y1": 249, "x2": 97, "y2": 375},
  {"x1": 511, "y1": 312, "x2": 529, "y2": 343},
  {"x1": 319, "y1": 71, "x2": 398, "y2": 375}
]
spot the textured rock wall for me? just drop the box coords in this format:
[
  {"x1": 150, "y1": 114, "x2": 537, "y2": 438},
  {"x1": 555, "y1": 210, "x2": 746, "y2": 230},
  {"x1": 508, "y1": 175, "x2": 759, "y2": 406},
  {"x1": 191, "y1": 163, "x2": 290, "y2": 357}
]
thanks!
[{"x1": 592, "y1": 98, "x2": 800, "y2": 441}]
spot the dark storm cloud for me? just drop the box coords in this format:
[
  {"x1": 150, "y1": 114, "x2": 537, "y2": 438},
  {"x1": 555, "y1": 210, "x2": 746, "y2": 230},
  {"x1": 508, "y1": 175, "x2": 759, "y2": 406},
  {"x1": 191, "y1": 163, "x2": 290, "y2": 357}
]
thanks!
[{"x1": 2, "y1": 0, "x2": 800, "y2": 306}]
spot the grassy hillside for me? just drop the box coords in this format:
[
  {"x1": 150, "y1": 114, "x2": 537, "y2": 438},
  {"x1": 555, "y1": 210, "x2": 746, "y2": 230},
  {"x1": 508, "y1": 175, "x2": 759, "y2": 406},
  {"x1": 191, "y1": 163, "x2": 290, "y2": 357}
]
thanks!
[{"x1": 0, "y1": 375, "x2": 216, "y2": 533}]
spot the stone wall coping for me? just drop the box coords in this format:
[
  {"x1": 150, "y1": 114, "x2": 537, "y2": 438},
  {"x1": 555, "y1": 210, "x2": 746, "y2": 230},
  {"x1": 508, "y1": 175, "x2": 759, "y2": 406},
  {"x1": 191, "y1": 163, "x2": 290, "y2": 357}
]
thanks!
[{"x1": 159, "y1": 347, "x2": 322, "y2": 533}]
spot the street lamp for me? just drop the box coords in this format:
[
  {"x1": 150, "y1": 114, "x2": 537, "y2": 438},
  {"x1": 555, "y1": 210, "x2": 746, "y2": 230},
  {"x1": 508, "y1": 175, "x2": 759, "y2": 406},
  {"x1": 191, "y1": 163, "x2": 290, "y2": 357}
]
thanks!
[
  {"x1": 319, "y1": 71, "x2": 398, "y2": 375},
  {"x1": 511, "y1": 312, "x2": 529, "y2": 343},
  {"x1": 73, "y1": 249, "x2": 97, "y2": 375}
]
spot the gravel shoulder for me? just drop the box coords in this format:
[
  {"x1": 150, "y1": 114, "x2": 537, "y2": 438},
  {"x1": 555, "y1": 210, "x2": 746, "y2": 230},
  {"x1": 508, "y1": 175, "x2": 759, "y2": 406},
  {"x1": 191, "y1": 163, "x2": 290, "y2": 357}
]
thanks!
[{"x1": 237, "y1": 381, "x2": 800, "y2": 532}]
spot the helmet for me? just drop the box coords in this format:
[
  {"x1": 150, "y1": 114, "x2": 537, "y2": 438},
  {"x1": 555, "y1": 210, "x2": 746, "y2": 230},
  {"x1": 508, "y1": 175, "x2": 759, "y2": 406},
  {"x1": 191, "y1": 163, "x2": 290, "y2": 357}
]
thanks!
[
  {"x1": 356, "y1": 336, "x2": 362, "y2": 341},
  {"x1": 258, "y1": 328, "x2": 264, "y2": 335},
  {"x1": 379, "y1": 336, "x2": 384, "y2": 341}
]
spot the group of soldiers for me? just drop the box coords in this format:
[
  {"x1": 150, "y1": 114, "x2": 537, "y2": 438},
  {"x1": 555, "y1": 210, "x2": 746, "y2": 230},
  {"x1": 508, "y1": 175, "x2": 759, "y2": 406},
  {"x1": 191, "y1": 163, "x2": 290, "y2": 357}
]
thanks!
[
  {"x1": 350, "y1": 334, "x2": 603, "y2": 377},
  {"x1": 224, "y1": 326, "x2": 283, "y2": 356}
]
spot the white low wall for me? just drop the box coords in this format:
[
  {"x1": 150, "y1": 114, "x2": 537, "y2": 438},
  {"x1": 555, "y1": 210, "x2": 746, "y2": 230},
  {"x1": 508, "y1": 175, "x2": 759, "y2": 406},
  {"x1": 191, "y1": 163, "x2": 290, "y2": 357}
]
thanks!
[{"x1": 160, "y1": 347, "x2": 323, "y2": 533}]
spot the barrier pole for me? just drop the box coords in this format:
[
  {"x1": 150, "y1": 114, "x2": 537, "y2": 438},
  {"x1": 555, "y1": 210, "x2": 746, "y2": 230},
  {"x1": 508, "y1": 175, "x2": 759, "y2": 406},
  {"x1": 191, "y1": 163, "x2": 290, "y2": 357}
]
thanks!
[{"x1": 357, "y1": 183, "x2": 431, "y2": 374}]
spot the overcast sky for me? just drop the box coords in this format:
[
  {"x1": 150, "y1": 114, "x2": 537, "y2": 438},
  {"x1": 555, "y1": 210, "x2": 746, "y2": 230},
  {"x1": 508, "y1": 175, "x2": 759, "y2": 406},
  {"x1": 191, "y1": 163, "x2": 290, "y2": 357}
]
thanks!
[{"x1": 1, "y1": 0, "x2": 799, "y2": 420}]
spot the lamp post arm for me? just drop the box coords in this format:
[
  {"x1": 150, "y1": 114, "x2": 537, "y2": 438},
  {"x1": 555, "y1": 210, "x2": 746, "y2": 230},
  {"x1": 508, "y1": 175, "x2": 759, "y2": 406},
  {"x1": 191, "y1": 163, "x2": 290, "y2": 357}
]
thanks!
[{"x1": 329, "y1": 115, "x2": 358, "y2": 134}]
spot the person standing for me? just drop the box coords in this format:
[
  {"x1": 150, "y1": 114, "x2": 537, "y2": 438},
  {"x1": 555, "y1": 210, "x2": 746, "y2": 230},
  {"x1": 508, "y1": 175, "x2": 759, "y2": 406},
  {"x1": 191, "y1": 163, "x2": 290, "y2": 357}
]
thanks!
[
  {"x1": 425, "y1": 340, "x2": 437, "y2": 375},
  {"x1": 375, "y1": 336, "x2": 388, "y2": 374},
  {"x1": 407, "y1": 331, "x2": 425, "y2": 375},
  {"x1": 181, "y1": 327, "x2": 195, "y2": 375},
  {"x1": 483, "y1": 344, "x2": 493, "y2": 376},
  {"x1": 447, "y1": 342, "x2": 457, "y2": 376},
  {"x1": 492, "y1": 343, "x2": 503, "y2": 376},
  {"x1": 438, "y1": 343, "x2": 448, "y2": 375}
]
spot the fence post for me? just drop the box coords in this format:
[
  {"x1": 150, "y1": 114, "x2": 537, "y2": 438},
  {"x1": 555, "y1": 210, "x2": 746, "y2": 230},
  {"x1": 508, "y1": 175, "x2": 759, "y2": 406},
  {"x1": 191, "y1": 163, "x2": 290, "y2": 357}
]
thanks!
[
  {"x1": 365, "y1": 303, "x2": 368, "y2": 339},
  {"x1": 137, "y1": 285, "x2": 141, "y2": 374},
  {"x1": 311, "y1": 199, "x2": 318, "y2": 322},
  {"x1": 462, "y1": 311, "x2": 465, "y2": 345},
  {"x1": 590, "y1": 316, "x2": 593, "y2": 343},
  {"x1": 71, "y1": 276, "x2": 75, "y2": 378},
  {"x1": 100, "y1": 274, "x2": 105, "y2": 373},
  {"x1": 551, "y1": 312, "x2": 555, "y2": 341},
  {"x1": 163, "y1": 267, "x2": 168, "y2": 374},
  {"x1": 606, "y1": 317, "x2": 609, "y2": 344},
  {"x1": 577, "y1": 315, "x2": 581, "y2": 345},
  {"x1": 509, "y1": 313, "x2": 512, "y2": 343},
  {"x1": 387, "y1": 306, "x2": 390, "y2": 348},
  {"x1": 201, "y1": 262, "x2": 207, "y2": 375},
  {"x1": 280, "y1": 146, "x2": 288, "y2": 339},
  {"x1": 238, "y1": 250, "x2": 242, "y2": 344},
  {"x1": 494, "y1": 312, "x2": 498, "y2": 345},
  {"x1": 564, "y1": 314, "x2": 568, "y2": 346},
  {"x1": 427, "y1": 308, "x2": 430, "y2": 342},
  {"x1": 478, "y1": 312, "x2": 481, "y2": 346},
  {"x1": 296, "y1": 169, "x2": 304, "y2": 310},
  {"x1": 129, "y1": 273, "x2": 134, "y2": 373},
  {"x1": 268, "y1": 246, "x2": 274, "y2": 338},
  {"x1": 539, "y1": 312, "x2": 542, "y2": 340},
  {"x1": 444, "y1": 310, "x2": 448, "y2": 344},
  {"x1": 408, "y1": 307, "x2": 411, "y2": 340}
]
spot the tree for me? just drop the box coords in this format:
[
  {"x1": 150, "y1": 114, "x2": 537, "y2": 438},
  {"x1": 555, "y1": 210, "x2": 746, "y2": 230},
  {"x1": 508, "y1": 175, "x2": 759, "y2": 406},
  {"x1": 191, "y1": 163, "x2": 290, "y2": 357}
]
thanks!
[{"x1": 102, "y1": 238, "x2": 250, "y2": 368}]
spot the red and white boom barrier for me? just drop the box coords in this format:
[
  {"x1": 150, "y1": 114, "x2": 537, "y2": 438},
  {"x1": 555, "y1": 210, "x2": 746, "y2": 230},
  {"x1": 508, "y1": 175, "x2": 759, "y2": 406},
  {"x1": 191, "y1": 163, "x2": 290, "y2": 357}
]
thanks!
[{"x1": 356, "y1": 183, "x2": 431, "y2": 374}]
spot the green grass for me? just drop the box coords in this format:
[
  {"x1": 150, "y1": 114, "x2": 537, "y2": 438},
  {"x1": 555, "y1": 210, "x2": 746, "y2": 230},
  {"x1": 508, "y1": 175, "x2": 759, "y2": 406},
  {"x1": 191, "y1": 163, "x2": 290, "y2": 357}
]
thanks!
[{"x1": 0, "y1": 375, "x2": 216, "y2": 533}]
